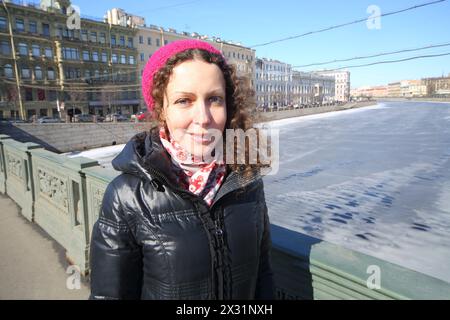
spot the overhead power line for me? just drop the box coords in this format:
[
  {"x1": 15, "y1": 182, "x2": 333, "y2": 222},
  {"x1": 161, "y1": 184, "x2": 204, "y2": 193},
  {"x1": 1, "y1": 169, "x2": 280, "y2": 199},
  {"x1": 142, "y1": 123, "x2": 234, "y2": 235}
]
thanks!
[
  {"x1": 62, "y1": 69, "x2": 138, "y2": 82},
  {"x1": 306, "y1": 52, "x2": 450, "y2": 72},
  {"x1": 250, "y1": 0, "x2": 447, "y2": 48},
  {"x1": 1, "y1": 79, "x2": 141, "y2": 92},
  {"x1": 294, "y1": 42, "x2": 450, "y2": 68}
]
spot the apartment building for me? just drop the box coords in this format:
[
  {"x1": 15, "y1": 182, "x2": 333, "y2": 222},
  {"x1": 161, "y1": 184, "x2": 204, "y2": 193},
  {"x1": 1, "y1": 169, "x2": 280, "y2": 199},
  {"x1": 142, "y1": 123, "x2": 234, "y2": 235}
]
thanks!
[
  {"x1": 106, "y1": 8, "x2": 256, "y2": 110},
  {"x1": 314, "y1": 70, "x2": 350, "y2": 102},
  {"x1": 255, "y1": 58, "x2": 292, "y2": 108},
  {"x1": 387, "y1": 82, "x2": 401, "y2": 97},
  {"x1": 0, "y1": 0, "x2": 139, "y2": 120},
  {"x1": 422, "y1": 75, "x2": 450, "y2": 96},
  {"x1": 292, "y1": 71, "x2": 335, "y2": 106}
]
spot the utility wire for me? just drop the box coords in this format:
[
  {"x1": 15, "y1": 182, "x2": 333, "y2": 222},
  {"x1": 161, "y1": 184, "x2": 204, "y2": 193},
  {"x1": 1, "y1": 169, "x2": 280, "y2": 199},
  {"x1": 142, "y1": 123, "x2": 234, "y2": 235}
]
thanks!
[
  {"x1": 294, "y1": 42, "x2": 450, "y2": 68},
  {"x1": 62, "y1": 69, "x2": 138, "y2": 82},
  {"x1": 250, "y1": 0, "x2": 446, "y2": 48},
  {"x1": 305, "y1": 52, "x2": 450, "y2": 72},
  {"x1": 1, "y1": 79, "x2": 141, "y2": 91}
]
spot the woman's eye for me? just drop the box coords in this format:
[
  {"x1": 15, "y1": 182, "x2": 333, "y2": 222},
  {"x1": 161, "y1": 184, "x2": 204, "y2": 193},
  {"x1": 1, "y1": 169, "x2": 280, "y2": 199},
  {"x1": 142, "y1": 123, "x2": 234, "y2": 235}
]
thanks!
[
  {"x1": 175, "y1": 98, "x2": 190, "y2": 105},
  {"x1": 210, "y1": 96, "x2": 224, "y2": 104}
]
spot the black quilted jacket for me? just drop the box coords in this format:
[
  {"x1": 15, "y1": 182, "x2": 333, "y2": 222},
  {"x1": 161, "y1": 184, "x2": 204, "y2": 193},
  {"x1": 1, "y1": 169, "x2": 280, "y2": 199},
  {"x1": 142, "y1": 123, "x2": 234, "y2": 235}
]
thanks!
[{"x1": 89, "y1": 128, "x2": 275, "y2": 300}]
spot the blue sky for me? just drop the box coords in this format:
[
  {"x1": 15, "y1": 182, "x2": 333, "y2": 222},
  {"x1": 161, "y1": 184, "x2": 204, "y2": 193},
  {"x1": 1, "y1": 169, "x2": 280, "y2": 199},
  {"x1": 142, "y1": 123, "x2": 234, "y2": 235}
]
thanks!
[{"x1": 72, "y1": 0, "x2": 450, "y2": 88}]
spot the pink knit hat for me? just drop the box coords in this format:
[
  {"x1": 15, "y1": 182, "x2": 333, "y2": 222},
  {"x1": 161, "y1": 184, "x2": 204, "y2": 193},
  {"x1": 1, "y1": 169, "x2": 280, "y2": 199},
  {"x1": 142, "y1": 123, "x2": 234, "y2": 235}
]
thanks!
[{"x1": 141, "y1": 39, "x2": 224, "y2": 112}]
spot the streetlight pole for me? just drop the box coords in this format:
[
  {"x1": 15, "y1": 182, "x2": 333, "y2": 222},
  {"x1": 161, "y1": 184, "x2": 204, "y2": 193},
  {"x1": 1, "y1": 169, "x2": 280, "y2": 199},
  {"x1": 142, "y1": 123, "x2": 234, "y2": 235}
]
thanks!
[{"x1": 3, "y1": 1, "x2": 25, "y2": 120}]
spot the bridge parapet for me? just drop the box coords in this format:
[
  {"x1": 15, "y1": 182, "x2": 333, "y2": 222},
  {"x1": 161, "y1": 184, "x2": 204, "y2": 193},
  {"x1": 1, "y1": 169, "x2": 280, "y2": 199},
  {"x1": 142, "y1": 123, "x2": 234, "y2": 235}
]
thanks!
[{"x1": 1, "y1": 136, "x2": 449, "y2": 298}]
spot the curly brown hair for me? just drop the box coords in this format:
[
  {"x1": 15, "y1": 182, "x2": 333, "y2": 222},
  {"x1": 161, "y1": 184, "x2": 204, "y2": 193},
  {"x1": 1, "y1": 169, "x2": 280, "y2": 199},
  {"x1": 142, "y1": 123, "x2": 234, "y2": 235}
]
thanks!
[{"x1": 145, "y1": 48, "x2": 270, "y2": 179}]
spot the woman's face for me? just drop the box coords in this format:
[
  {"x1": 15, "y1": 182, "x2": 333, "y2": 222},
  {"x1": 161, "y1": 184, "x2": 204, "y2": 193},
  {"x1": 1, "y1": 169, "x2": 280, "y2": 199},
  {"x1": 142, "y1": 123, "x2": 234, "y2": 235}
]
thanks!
[{"x1": 163, "y1": 58, "x2": 227, "y2": 158}]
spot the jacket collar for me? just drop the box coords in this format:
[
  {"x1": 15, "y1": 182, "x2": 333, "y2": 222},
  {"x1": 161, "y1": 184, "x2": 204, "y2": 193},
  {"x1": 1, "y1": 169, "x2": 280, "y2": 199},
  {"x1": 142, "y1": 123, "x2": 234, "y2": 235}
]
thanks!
[{"x1": 112, "y1": 128, "x2": 261, "y2": 202}]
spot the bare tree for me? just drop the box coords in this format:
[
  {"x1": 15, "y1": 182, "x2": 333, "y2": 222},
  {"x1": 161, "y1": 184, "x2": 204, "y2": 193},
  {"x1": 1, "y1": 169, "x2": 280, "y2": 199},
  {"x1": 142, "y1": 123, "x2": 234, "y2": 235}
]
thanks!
[
  {"x1": 64, "y1": 89, "x2": 87, "y2": 120},
  {"x1": 100, "y1": 88, "x2": 120, "y2": 115}
]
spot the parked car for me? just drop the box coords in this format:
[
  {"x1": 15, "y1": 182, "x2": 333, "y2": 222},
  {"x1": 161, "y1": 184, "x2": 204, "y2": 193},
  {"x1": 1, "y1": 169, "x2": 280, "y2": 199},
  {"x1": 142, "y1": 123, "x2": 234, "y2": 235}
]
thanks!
[
  {"x1": 105, "y1": 113, "x2": 129, "y2": 122},
  {"x1": 74, "y1": 114, "x2": 94, "y2": 122},
  {"x1": 131, "y1": 110, "x2": 150, "y2": 122},
  {"x1": 37, "y1": 116, "x2": 62, "y2": 123}
]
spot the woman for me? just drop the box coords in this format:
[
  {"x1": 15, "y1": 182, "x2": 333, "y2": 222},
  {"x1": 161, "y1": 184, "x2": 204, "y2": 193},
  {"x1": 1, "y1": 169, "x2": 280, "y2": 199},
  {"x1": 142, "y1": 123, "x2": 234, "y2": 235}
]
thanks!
[{"x1": 89, "y1": 39, "x2": 275, "y2": 300}]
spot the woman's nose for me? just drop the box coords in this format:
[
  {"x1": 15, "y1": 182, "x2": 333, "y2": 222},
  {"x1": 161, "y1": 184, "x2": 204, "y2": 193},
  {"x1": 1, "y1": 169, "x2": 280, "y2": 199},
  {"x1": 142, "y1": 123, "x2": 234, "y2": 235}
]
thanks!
[{"x1": 193, "y1": 99, "x2": 211, "y2": 125}]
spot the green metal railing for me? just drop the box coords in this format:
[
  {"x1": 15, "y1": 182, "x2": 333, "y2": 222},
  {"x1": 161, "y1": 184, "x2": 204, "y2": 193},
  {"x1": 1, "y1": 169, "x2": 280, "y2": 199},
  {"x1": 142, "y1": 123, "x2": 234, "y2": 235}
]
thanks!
[{"x1": 1, "y1": 134, "x2": 449, "y2": 299}]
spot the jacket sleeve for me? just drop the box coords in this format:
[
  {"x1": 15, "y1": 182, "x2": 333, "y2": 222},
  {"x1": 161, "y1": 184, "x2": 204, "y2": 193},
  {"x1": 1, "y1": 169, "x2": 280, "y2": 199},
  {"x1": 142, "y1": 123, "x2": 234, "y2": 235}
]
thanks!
[
  {"x1": 89, "y1": 179, "x2": 143, "y2": 300},
  {"x1": 255, "y1": 182, "x2": 276, "y2": 300}
]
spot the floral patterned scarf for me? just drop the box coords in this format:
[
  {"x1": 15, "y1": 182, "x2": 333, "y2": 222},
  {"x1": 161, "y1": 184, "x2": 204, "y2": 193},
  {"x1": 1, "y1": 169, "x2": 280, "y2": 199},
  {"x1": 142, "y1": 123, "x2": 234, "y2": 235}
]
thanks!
[{"x1": 159, "y1": 127, "x2": 226, "y2": 206}]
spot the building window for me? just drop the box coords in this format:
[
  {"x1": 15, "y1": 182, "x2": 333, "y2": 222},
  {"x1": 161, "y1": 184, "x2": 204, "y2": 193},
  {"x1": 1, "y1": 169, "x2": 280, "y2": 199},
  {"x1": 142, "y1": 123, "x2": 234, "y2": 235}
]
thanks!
[
  {"x1": 16, "y1": 18, "x2": 25, "y2": 32},
  {"x1": 42, "y1": 23, "x2": 50, "y2": 36},
  {"x1": 111, "y1": 35, "x2": 116, "y2": 45},
  {"x1": 128, "y1": 37, "x2": 133, "y2": 48},
  {"x1": 140, "y1": 53, "x2": 144, "y2": 62},
  {"x1": 120, "y1": 54, "x2": 126, "y2": 64},
  {"x1": 64, "y1": 67, "x2": 80, "y2": 79},
  {"x1": 129, "y1": 55, "x2": 135, "y2": 65},
  {"x1": 32, "y1": 45, "x2": 40, "y2": 57},
  {"x1": 81, "y1": 29, "x2": 88, "y2": 41},
  {"x1": 0, "y1": 16, "x2": 6, "y2": 31},
  {"x1": 139, "y1": 35, "x2": 143, "y2": 44},
  {"x1": 29, "y1": 21, "x2": 37, "y2": 33},
  {"x1": 82, "y1": 50, "x2": 90, "y2": 61},
  {"x1": 112, "y1": 53, "x2": 118, "y2": 64},
  {"x1": 25, "y1": 88, "x2": 33, "y2": 101},
  {"x1": 48, "y1": 90, "x2": 57, "y2": 101},
  {"x1": 21, "y1": 66, "x2": 31, "y2": 79},
  {"x1": 164, "y1": 40, "x2": 168, "y2": 45},
  {"x1": 34, "y1": 66, "x2": 42, "y2": 80},
  {"x1": 120, "y1": 36, "x2": 125, "y2": 46},
  {"x1": 47, "y1": 67, "x2": 55, "y2": 80},
  {"x1": 156, "y1": 38, "x2": 160, "y2": 47},
  {"x1": 62, "y1": 47, "x2": 79, "y2": 60},
  {"x1": 84, "y1": 69, "x2": 91, "y2": 79},
  {"x1": 92, "y1": 51, "x2": 99, "y2": 62},
  {"x1": 147, "y1": 37, "x2": 152, "y2": 45},
  {"x1": 99, "y1": 32, "x2": 106, "y2": 44},
  {"x1": 4, "y1": 64, "x2": 13, "y2": 78},
  {"x1": 101, "y1": 52, "x2": 107, "y2": 63},
  {"x1": 44, "y1": 47, "x2": 53, "y2": 58},
  {"x1": 63, "y1": 28, "x2": 74, "y2": 38},
  {"x1": 18, "y1": 43, "x2": 28, "y2": 56},
  {"x1": 90, "y1": 31, "x2": 97, "y2": 42},
  {"x1": 1, "y1": 40, "x2": 11, "y2": 55},
  {"x1": 37, "y1": 89, "x2": 45, "y2": 101}
]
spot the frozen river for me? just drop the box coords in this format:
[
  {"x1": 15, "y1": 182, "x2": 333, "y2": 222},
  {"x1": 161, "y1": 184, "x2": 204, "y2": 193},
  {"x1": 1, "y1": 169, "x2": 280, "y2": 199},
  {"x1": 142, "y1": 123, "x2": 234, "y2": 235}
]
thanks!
[
  {"x1": 263, "y1": 101, "x2": 450, "y2": 283},
  {"x1": 67, "y1": 101, "x2": 450, "y2": 283}
]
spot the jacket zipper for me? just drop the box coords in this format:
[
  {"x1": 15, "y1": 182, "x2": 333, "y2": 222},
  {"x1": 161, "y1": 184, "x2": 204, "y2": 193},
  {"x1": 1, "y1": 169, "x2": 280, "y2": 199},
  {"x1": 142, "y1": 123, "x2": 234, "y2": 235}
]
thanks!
[{"x1": 145, "y1": 165, "x2": 226, "y2": 299}]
